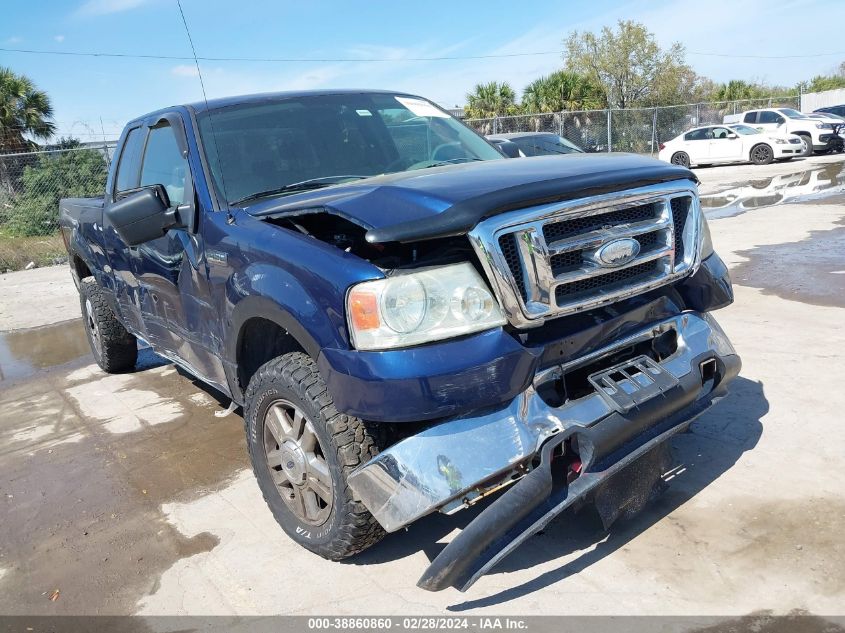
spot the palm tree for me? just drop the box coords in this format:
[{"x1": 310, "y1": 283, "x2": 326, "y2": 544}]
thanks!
[
  {"x1": 465, "y1": 82, "x2": 518, "y2": 119},
  {"x1": 521, "y1": 71, "x2": 604, "y2": 113},
  {"x1": 0, "y1": 67, "x2": 56, "y2": 154}
]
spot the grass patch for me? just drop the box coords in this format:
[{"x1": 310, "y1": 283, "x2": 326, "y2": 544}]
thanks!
[{"x1": 0, "y1": 231, "x2": 66, "y2": 271}]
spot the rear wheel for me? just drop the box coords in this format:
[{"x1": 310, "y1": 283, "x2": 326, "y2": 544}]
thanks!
[
  {"x1": 670, "y1": 151, "x2": 690, "y2": 167},
  {"x1": 750, "y1": 143, "x2": 773, "y2": 165},
  {"x1": 798, "y1": 134, "x2": 814, "y2": 157},
  {"x1": 80, "y1": 277, "x2": 137, "y2": 373},
  {"x1": 244, "y1": 351, "x2": 386, "y2": 560}
]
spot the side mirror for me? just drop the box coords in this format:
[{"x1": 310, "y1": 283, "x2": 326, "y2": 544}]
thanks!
[
  {"x1": 727, "y1": 132, "x2": 738, "y2": 139},
  {"x1": 106, "y1": 185, "x2": 183, "y2": 246},
  {"x1": 495, "y1": 140, "x2": 522, "y2": 158}
]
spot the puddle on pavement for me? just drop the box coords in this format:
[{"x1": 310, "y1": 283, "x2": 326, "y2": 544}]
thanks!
[
  {"x1": 0, "y1": 354, "x2": 249, "y2": 614},
  {"x1": 0, "y1": 319, "x2": 92, "y2": 383},
  {"x1": 732, "y1": 220, "x2": 845, "y2": 307},
  {"x1": 701, "y1": 160, "x2": 845, "y2": 218}
]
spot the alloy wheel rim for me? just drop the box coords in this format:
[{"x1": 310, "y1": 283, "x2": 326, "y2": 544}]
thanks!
[
  {"x1": 753, "y1": 146, "x2": 770, "y2": 162},
  {"x1": 263, "y1": 399, "x2": 333, "y2": 526},
  {"x1": 85, "y1": 298, "x2": 102, "y2": 358}
]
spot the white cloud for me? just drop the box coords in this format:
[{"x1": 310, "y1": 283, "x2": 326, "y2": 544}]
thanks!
[
  {"x1": 54, "y1": 35, "x2": 66, "y2": 43},
  {"x1": 171, "y1": 64, "x2": 200, "y2": 78},
  {"x1": 77, "y1": 0, "x2": 147, "y2": 16},
  {"x1": 5, "y1": 36, "x2": 23, "y2": 44}
]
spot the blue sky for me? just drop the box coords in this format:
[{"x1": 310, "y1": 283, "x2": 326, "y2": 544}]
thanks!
[{"x1": 2, "y1": 0, "x2": 844, "y2": 139}]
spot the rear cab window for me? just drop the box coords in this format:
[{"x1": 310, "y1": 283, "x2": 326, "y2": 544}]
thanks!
[{"x1": 743, "y1": 112, "x2": 758, "y2": 124}]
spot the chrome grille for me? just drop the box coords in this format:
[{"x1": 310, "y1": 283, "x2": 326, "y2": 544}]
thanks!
[{"x1": 468, "y1": 181, "x2": 701, "y2": 328}]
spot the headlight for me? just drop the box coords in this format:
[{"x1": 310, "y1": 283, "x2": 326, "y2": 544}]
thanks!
[
  {"x1": 347, "y1": 262, "x2": 506, "y2": 350},
  {"x1": 699, "y1": 213, "x2": 714, "y2": 260},
  {"x1": 773, "y1": 138, "x2": 788, "y2": 144},
  {"x1": 816, "y1": 122, "x2": 833, "y2": 129}
]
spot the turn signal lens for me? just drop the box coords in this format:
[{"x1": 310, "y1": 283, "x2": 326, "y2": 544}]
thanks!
[{"x1": 348, "y1": 290, "x2": 380, "y2": 331}]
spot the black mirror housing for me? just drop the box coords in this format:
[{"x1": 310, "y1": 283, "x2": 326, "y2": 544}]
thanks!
[
  {"x1": 495, "y1": 140, "x2": 522, "y2": 158},
  {"x1": 106, "y1": 185, "x2": 182, "y2": 246}
]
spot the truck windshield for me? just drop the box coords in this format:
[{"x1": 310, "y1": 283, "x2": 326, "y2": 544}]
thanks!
[
  {"x1": 197, "y1": 93, "x2": 503, "y2": 206},
  {"x1": 778, "y1": 108, "x2": 808, "y2": 119}
]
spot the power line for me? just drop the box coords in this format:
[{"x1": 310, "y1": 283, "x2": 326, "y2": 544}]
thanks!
[
  {"x1": 0, "y1": 46, "x2": 563, "y2": 62},
  {"x1": 1, "y1": 45, "x2": 844, "y2": 63}
]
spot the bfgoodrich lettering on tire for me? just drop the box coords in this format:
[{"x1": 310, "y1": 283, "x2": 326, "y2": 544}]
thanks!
[
  {"x1": 244, "y1": 351, "x2": 385, "y2": 560},
  {"x1": 80, "y1": 277, "x2": 138, "y2": 373}
]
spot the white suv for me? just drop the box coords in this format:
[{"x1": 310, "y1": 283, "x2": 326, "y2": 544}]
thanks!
[{"x1": 725, "y1": 108, "x2": 834, "y2": 156}]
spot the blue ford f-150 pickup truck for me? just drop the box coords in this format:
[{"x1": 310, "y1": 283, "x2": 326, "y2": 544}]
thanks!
[{"x1": 59, "y1": 90, "x2": 739, "y2": 592}]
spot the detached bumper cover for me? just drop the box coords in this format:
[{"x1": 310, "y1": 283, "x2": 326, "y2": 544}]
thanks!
[{"x1": 347, "y1": 311, "x2": 740, "y2": 590}]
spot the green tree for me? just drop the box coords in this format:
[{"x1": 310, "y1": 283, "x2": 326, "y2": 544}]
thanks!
[
  {"x1": 710, "y1": 79, "x2": 793, "y2": 102},
  {"x1": 0, "y1": 67, "x2": 55, "y2": 153},
  {"x1": 465, "y1": 81, "x2": 518, "y2": 119},
  {"x1": 804, "y1": 74, "x2": 845, "y2": 93},
  {"x1": 521, "y1": 70, "x2": 605, "y2": 113},
  {"x1": 563, "y1": 20, "x2": 702, "y2": 108},
  {"x1": 5, "y1": 139, "x2": 108, "y2": 237}
]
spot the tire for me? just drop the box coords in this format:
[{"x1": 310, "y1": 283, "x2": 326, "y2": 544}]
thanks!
[
  {"x1": 80, "y1": 277, "x2": 138, "y2": 373},
  {"x1": 670, "y1": 152, "x2": 690, "y2": 167},
  {"x1": 244, "y1": 351, "x2": 385, "y2": 560},
  {"x1": 750, "y1": 143, "x2": 774, "y2": 165},
  {"x1": 798, "y1": 134, "x2": 814, "y2": 157}
]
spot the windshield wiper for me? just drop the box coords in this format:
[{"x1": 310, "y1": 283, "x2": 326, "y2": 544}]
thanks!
[
  {"x1": 415, "y1": 157, "x2": 485, "y2": 170},
  {"x1": 233, "y1": 175, "x2": 369, "y2": 206}
]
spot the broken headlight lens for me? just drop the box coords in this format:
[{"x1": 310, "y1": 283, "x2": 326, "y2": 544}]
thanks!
[{"x1": 347, "y1": 262, "x2": 506, "y2": 350}]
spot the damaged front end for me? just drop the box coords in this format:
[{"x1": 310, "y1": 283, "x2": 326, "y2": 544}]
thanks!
[{"x1": 348, "y1": 311, "x2": 740, "y2": 591}]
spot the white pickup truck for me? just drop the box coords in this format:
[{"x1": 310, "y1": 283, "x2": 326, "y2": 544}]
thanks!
[{"x1": 724, "y1": 107, "x2": 835, "y2": 156}]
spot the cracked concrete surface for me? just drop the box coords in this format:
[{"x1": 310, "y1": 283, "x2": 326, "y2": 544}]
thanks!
[{"x1": 1, "y1": 155, "x2": 843, "y2": 616}]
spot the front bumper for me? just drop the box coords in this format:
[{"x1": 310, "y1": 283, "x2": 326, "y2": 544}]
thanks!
[
  {"x1": 347, "y1": 311, "x2": 740, "y2": 588},
  {"x1": 773, "y1": 143, "x2": 803, "y2": 157}
]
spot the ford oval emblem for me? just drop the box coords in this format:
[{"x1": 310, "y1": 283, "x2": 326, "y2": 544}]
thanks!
[{"x1": 596, "y1": 238, "x2": 640, "y2": 267}]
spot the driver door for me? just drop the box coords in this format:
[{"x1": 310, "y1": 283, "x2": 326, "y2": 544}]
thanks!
[
  {"x1": 708, "y1": 127, "x2": 744, "y2": 161},
  {"x1": 129, "y1": 117, "x2": 225, "y2": 386}
]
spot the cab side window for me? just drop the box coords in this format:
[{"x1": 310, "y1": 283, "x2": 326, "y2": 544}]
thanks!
[
  {"x1": 743, "y1": 112, "x2": 757, "y2": 124},
  {"x1": 114, "y1": 127, "x2": 144, "y2": 196},
  {"x1": 140, "y1": 124, "x2": 190, "y2": 207},
  {"x1": 759, "y1": 111, "x2": 784, "y2": 124}
]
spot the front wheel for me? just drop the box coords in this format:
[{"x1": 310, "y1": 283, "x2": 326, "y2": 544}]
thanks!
[
  {"x1": 244, "y1": 352, "x2": 386, "y2": 560},
  {"x1": 80, "y1": 277, "x2": 137, "y2": 373},
  {"x1": 670, "y1": 151, "x2": 690, "y2": 167},
  {"x1": 750, "y1": 143, "x2": 774, "y2": 165}
]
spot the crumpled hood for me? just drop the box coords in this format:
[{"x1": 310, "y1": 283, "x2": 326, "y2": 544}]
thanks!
[{"x1": 245, "y1": 153, "x2": 697, "y2": 243}]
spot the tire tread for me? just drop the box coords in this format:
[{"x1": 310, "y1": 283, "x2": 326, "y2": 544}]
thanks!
[{"x1": 244, "y1": 352, "x2": 386, "y2": 560}]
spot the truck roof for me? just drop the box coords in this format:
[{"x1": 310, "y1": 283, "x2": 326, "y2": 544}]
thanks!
[
  {"x1": 187, "y1": 89, "x2": 420, "y2": 114},
  {"x1": 123, "y1": 89, "x2": 425, "y2": 128}
]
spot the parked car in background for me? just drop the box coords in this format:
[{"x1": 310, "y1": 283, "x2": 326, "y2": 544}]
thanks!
[
  {"x1": 724, "y1": 108, "x2": 834, "y2": 156},
  {"x1": 658, "y1": 124, "x2": 804, "y2": 167},
  {"x1": 809, "y1": 111, "x2": 845, "y2": 123},
  {"x1": 814, "y1": 104, "x2": 845, "y2": 118},
  {"x1": 486, "y1": 132, "x2": 585, "y2": 156}
]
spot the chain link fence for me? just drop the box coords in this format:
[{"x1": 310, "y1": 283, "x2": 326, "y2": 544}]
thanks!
[
  {"x1": 0, "y1": 142, "x2": 116, "y2": 271},
  {"x1": 466, "y1": 96, "x2": 802, "y2": 154}
]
